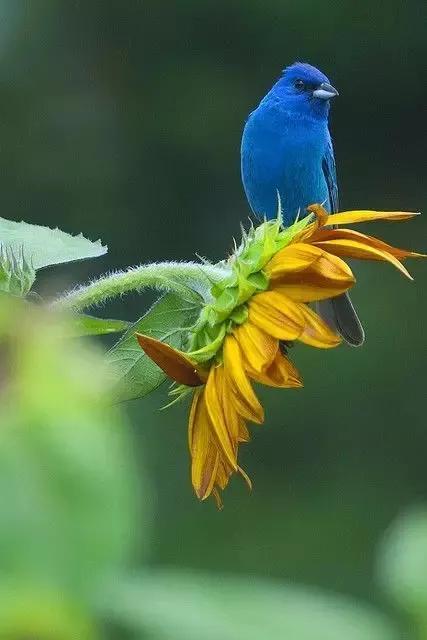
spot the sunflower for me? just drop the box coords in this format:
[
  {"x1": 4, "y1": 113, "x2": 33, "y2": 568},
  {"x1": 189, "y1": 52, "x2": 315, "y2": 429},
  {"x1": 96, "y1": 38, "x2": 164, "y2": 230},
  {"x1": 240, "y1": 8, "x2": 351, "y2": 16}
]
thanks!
[{"x1": 137, "y1": 205, "x2": 424, "y2": 507}]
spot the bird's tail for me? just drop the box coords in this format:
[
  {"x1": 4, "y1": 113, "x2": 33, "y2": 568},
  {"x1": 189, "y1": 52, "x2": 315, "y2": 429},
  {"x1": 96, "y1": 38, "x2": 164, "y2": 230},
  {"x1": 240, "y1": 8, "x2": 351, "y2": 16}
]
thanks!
[{"x1": 316, "y1": 292, "x2": 365, "y2": 347}]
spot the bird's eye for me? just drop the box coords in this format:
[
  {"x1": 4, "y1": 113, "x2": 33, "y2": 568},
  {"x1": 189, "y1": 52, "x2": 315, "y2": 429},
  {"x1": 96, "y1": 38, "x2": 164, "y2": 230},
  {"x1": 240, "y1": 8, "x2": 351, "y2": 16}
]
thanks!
[{"x1": 294, "y1": 79, "x2": 305, "y2": 91}]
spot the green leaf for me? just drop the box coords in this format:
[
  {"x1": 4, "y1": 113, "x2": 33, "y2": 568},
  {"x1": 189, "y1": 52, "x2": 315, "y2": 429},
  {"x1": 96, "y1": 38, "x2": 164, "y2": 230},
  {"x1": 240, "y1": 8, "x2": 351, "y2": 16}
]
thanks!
[
  {"x1": 70, "y1": 313, "x2": 130, "y2": 336},
  {"x1": 105, "y1": 571, "x2": 398, "y2": 640},
  {"x1": 107, "y1": 293, "x2": 201, "y2": 403},
  {"x1": 0, "y1": 297, "x2": 145, "y2": 611},
  {"x1": 0, "y1": 216, "x2": 107, "y2": 270},
  {"x1": 376, "y1": 507, "x2": 427, "y2": 631}
]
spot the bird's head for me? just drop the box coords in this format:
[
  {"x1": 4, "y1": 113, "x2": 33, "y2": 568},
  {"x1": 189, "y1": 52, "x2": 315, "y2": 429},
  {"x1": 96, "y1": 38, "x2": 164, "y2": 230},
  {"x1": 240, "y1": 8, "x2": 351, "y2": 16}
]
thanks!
[{"x1": 272, "y1": 62, "x2": 338, "y2": 120}]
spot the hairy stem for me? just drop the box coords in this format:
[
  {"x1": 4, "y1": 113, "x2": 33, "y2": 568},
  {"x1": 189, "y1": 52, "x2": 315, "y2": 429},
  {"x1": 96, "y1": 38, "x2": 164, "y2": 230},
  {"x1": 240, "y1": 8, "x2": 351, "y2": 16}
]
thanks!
[{"x1": 52, "y1": 261, "x2": 229, "y2": 312}]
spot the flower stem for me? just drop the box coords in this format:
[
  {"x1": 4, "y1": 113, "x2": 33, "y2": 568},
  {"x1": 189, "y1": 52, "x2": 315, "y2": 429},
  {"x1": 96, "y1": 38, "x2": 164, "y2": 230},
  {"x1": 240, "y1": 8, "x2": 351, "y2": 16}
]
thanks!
[{"x1": 52, "y1": 261, "x2": 229, "y2": 312}]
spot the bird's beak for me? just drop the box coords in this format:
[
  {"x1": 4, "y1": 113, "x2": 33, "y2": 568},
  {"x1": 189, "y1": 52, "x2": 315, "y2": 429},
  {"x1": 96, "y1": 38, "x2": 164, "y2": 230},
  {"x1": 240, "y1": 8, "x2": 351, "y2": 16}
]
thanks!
[{"x1": 312, "y1": 82, "x2": 339, "y2": 100}]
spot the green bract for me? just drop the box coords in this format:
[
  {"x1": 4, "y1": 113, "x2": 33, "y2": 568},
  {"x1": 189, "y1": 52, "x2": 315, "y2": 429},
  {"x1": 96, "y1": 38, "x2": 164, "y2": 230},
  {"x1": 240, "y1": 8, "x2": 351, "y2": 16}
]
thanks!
[
  {"x1": 187, "y1": 214, "x2": 312, "y2": 363},
  {"x1": 0, "y1": 246, "x2": 36, "y2": 296}
]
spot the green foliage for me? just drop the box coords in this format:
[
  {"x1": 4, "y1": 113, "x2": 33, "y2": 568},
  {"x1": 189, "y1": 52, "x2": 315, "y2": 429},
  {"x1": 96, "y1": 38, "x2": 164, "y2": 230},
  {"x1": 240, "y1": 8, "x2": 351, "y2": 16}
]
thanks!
[
  {"x1": 70, "y1": 313, "x2": 130, "y2": 336},
  {"x1": 106, "y1": 571, "x2": 399, "y2": 640},
  {"x1": 0, "y1": 245, "x2": 36, "y2": 295},
  {"x1": 377, "y1": 507, "x2": 427, "y2": 634},
  {"x1": 0, "y1": 297, "x2": 142, "y2": 636},
  {"x1": 0, "y1": 216, "x2": 106, "y2": 271},
  {"x1": 0, "y1": 268, "x2": 426, "y2": 640},
  {"x1": 107, "y1": 292, "x2": 201, "y2": 402}
]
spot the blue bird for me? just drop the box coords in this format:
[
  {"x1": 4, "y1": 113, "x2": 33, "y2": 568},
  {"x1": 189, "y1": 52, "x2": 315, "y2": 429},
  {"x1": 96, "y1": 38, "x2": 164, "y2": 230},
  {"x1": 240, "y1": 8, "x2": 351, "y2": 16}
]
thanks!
[{"x1": 241, "y1": 61, "x2": 364, "y2": 346}]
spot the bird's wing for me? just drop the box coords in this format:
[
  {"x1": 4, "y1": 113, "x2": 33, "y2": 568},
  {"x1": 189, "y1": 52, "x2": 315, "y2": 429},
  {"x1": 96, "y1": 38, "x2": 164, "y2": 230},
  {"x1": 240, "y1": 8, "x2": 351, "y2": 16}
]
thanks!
[{"x1": 322, "y1": 137, "x2": 339, "y2": 214}]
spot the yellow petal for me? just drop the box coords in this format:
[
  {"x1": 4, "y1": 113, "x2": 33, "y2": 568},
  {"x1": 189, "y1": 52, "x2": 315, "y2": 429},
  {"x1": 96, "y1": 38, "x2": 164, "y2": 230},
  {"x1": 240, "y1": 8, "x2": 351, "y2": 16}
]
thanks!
[
  {"x1": 265, "y1": 243, "x2": 325, "y2": 277},
  {"x1": 312, "y1": 239, "x2": 413, "y2": 279},
  {"x1": 215, "y1": 459, "x2": 233, "y2": 491},
  {"x1": 269, "y1": 245, "x2": 353, "y2": 282},
  {"x1": 247, "y1": 351, "x2": 303, "y2": 388},
  {"x1": 248, "y1": 290, "x2": 305, "y2": 340},
  {"x1": 238, "y1": 421, "x2": 251, "y2": 443},
  {"x1": 309, "y1": 227, "x2": 426, "y2": 260},
  {"x1": 204, "y1": 366, "x2": 237, "y2": 470},
  {"x1": 223, "y1": 335, "x2": 264, "y2": 424},
  {"x1": 297, "y1": 304, "x2": 342, "y2": 348},
  {"x1": 270, "y1": 251, "x2": 355, "y2": 302},
  {"x1": 308, "y1": 207, "x2": 420, "y2": 226},
  {"x1": 233, "y1": 321, "x2": 278, "y2": 373},
  {"x1": 136, "y1": 333, "x2": 207, "y2": 386},
  {"x1": 188, "y1": 389, "x2": 219, "y2": 500}
]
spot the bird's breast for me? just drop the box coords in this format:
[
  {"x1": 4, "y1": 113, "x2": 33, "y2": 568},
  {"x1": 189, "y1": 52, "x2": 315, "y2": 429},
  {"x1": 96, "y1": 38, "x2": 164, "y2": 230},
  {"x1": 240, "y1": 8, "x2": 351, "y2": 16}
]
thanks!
[{"x1": 241, "y1": 105, "x2": 330, "y2": 222}]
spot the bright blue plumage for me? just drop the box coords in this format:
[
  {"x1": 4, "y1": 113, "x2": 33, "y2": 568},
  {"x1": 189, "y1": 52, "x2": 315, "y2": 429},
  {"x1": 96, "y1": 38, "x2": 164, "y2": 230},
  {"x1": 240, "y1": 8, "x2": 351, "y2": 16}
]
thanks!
[
  {"x1": 241, "y1": 61, "x2": 365, "y2": 346},
  {"x1": 241, "y1": 62, "x2": 338, "y2": 224}
]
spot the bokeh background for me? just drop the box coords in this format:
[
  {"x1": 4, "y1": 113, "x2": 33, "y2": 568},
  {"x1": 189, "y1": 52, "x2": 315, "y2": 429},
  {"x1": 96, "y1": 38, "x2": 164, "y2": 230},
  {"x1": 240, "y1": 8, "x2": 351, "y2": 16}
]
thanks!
[{"x1": 0, "y1": 1, "x2": 426, "y2": 637}]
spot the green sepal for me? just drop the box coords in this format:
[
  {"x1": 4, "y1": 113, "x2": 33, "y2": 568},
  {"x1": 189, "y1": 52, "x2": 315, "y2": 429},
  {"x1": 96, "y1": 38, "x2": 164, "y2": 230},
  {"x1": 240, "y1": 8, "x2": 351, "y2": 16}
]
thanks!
[{"x1": 230, "y1": 305, "x2": 248, "y2": 325}]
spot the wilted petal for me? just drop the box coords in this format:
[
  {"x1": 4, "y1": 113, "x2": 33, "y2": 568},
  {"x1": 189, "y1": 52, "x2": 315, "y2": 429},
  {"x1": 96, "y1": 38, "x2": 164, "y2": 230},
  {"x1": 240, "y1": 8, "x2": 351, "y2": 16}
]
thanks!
[
  {"x1": 223, "y1": 335, "x2": 264, "y2": 424},
  {"x1": 248, "y1": 290, "x2": 305, "y2": 340},
  {"x1": 204, "y1": 365, "x2": 237, "y2": 470},
  {"x1": 136, "y1": 333, "x2": 206, "y2": 386},
  {"x1": 188, "y1": 388, "x2": 219, "y2": 500},
  {"x1": 297, "y1": 304, "x2": 342, "y2": 348},
  {"x1": 233, "y1": 321, "x2": 278, "y2": 373},
  {"x1": 312, "y1": 239, "x2": 413, "y2": 279}
]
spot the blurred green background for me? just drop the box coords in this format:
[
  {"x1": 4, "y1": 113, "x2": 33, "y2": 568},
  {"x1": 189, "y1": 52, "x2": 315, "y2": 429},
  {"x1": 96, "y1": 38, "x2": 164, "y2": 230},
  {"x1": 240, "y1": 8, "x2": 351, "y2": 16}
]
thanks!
[{"x1": 0, "y1": 1, "x2": 426, "y2": 637}]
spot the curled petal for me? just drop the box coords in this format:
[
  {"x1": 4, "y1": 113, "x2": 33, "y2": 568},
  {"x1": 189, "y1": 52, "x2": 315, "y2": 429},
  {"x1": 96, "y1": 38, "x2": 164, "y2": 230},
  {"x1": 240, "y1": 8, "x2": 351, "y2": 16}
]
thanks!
[
  {"x1": 233, "y1": 321, "x2": 278, "y2": 373},
  {"x1": 136, "y1": 333, "x2": 206, "y2": 386},
  {"x1": 309, "y1": 227, "x2": 426, "y2": 260},
  {"x1": 223, "y1": 335, "x2": 264, "y2": 424},
  {"x1": 205, "y1": 366, "x2": 237, "y2": 470},
  {"x1": 297, "y1": 304, "x2": 341, "y2": 348},
  {"x1": 188, "y1": 389, "x2": 219, "y2": 500},
  {"x1": 247, "y1": 351, "x2": 303, "y2": 388},
  {"x1": 248, "y1": 291, "x2": 305, "y2": 340},
  {"x1": 312, "y1": 238, "x2": 413, "y2": 279}
]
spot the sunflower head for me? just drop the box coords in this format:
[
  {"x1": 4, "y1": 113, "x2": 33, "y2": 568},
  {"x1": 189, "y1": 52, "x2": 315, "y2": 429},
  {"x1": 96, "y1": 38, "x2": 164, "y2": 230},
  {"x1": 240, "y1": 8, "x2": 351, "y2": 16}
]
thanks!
[{"x1": 137, "y1": 205, "x2": 424, "y2": 507}]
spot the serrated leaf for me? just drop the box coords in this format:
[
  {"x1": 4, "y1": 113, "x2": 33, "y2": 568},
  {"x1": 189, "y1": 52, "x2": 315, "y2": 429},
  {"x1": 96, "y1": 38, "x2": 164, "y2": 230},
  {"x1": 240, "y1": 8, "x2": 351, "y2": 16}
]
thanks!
[
  {"x1": 0, "y1": 217, "x2": 107, "y2": 270},
  {"x1": 107, "y1": 293, "x2": 201, "y2": 403},
  {"x1": 71, "y1": 314, "x2": 130, "y2": 336}
]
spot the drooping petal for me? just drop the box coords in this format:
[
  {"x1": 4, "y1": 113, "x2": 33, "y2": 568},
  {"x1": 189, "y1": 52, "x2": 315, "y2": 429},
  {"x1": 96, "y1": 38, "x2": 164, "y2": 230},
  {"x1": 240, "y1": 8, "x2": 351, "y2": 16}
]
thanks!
[
  {"x1": 188, "y1": 388, "x2": 219, "y2": 500},
  {"x1": 223, "y1": 335, "x2": 264, "y2": 424},
  {"x1": 219, "y1": 362, "x2": 242, "y2": 448},
  {"x1": 247, "y1": 350, "x2": 303, "y2": 388},
  {"x1": 215, "y1": 458, "x2": 234, "y2": 491},
  {"x1": 136, "y1": 333, "x2": 206, "y2": 386},
  {"x1": 238, "y1": 421, "x2": 251, "y2": 443},
  {"x1": 309, "y1": 227, "x2": 426, "y2": 259},
  {"x1": 248, "y1": 290, "x2": 305, "y2": 340},
  {"x1": 204, "y1": 365, "x2": 237, "y2": 470},
  {"x1": 311, "y1": 239, "x2": 413, "y2": 279},
  {"x1": 233, "y1": 321, "x2": 278, "y2": 373},
  {"x1": 296, "y1": 304, "x2": 342, "y2": 348}
]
